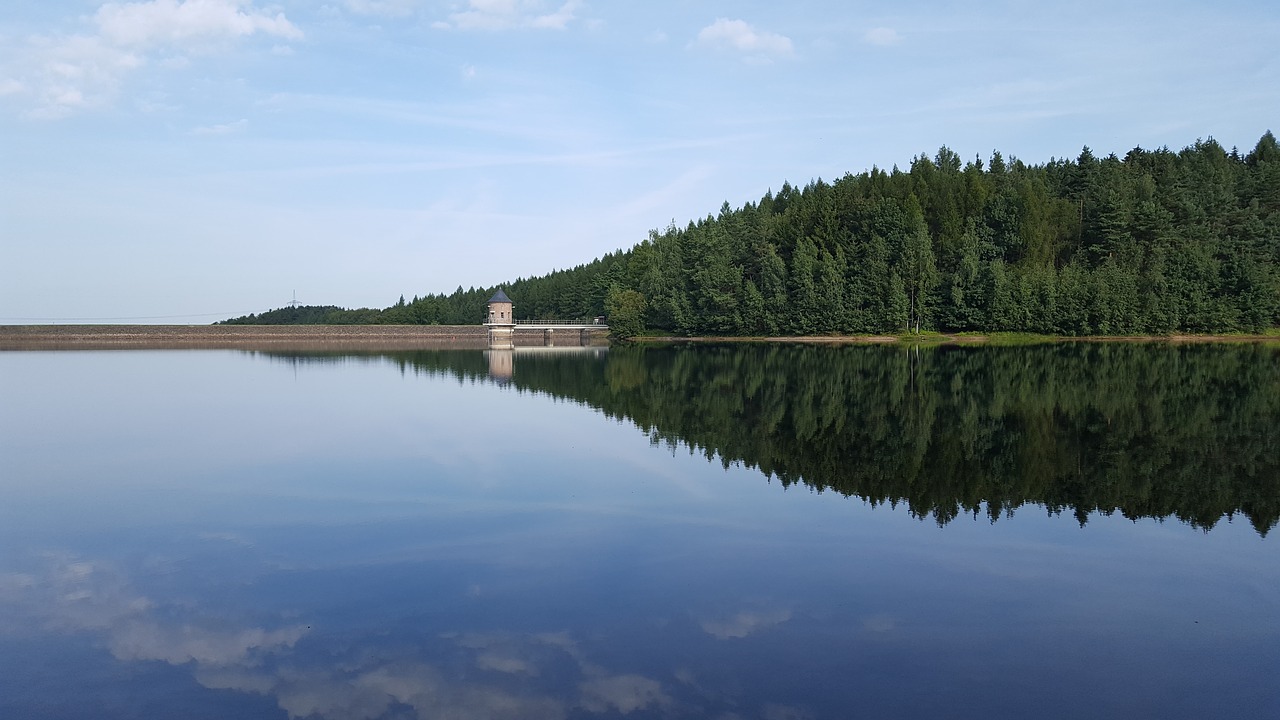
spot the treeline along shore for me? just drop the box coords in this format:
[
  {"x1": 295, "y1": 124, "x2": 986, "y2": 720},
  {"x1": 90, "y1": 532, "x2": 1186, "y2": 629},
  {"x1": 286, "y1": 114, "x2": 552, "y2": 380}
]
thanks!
[{"x1": 222, "y1": 132, "x2": 1280, "y2": 339}]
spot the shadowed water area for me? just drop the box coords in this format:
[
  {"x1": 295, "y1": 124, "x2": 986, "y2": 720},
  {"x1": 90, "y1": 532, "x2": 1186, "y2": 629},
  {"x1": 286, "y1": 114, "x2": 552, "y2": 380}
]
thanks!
[{"x1": 1, "y1": 343, "x2": 1277, "y2": 719}]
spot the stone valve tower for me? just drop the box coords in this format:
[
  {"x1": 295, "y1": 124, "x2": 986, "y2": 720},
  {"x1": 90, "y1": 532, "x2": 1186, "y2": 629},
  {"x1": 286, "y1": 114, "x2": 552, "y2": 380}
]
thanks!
[{"x1": 485, "y1": 288, "x2": 515, "y2": 347}]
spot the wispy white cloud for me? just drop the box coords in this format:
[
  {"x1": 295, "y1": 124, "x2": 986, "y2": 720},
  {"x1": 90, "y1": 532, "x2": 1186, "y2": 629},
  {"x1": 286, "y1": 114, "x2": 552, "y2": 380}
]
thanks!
[
  {"x1": 341, "y1": 0, "x2": 422, "y2": 17},
  {"x1": 864, "y1": 27, "x2": 901, "y2": 47},
  {"x1": 191, "y1": 117, "x2": 248, "y2": 135},
  {"x1": 613, "y1": 164, "x2": 717, "y2": 221},
  {"x1": 93, "y1": 0, "x2": 301, "y2": 47},
  {"x1": 433, "y1": 0, "x2": 582, "y2": 31},
  {"x1": 135, "y1": 91, "x2": 181, "y2": 113},
  {"x1": 529, "y1": 0, "x2": 581, "y2": 30},
  {"x1": 6, "y1": 33, "x2": 144, "y2": 118},
  {"x1": 695, "y1": 18, "x2": 793, "y2": 60},
  {"x1": 254, "y1": 90, "x2": 628, "y2": 151},
  {"x1": 2, "y1": 0, "x2": 301, "y2": 118}
]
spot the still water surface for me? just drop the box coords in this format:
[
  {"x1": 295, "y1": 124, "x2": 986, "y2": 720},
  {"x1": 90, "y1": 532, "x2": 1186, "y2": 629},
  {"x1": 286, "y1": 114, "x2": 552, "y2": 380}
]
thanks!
[{"x1": 1, "y1": 343, "x2": 1277, "y2": 719}]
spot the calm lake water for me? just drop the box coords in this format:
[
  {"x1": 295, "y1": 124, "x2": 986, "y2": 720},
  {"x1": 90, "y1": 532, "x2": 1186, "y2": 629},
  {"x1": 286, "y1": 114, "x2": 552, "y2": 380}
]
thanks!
[{"x1": 1, "y1": 343, "x2": 1277, "y2": 720}]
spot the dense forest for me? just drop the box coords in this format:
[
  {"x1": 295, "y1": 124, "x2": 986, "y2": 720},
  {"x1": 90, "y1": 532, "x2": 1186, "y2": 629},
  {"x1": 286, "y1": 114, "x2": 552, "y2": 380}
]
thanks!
[
  {"x1": 224, "y1": 132, "x2": 1280, "y2": 335},
  {"x1": 218, "y1": 304, "x2": 366, "y2": 325},
  {"x1": 265, "y1": 343, "x2": 1280, "y2": 535}
]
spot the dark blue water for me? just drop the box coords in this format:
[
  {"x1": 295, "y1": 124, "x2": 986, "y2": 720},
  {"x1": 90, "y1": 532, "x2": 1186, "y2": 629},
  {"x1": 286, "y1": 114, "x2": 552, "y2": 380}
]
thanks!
[{"x1": 1, "y1": 346, "x2": 1276, "y2": 719}]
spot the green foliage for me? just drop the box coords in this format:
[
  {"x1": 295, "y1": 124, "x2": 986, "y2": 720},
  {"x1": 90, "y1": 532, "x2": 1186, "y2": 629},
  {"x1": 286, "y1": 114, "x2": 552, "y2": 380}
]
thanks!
[
  {"x1": 901, "y1": 226, "x2": 939, "y2": 332},
  {"x1": 218, "y1": 305, "x2": 370, "y2": 325},
  {"x1": 512, "y1": 131, "x2": 1280, "y2": 337},
  {"x1": 224, "y1": 132, "x2": 1280, "y2": 337},
  {"x1": 605, "y1": 287, "x2": 647, "y2": 339}
]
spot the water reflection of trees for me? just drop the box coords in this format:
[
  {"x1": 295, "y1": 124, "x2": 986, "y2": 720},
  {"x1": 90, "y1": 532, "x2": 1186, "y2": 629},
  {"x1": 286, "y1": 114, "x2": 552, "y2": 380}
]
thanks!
[{"x1": 269, "y1": 344, "x2": 1280, "y2": 535}]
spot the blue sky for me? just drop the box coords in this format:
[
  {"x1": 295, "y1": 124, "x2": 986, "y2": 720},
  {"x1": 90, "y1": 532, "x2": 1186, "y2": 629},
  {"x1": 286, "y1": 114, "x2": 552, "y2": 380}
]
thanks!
[{"x1": 1, "y1": 0, "x2": 1277, "y2": 322}]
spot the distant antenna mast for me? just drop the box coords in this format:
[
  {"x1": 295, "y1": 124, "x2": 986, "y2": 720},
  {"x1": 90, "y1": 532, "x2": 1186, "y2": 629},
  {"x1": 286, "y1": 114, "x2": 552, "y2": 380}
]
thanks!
[{"x1": 287, "y1": 290, "x2": 301, "y2": 308}]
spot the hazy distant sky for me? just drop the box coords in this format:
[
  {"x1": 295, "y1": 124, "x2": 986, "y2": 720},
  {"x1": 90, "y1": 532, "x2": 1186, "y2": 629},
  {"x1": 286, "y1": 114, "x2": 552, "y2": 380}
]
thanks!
[{"x1": 2, "y1": 1, "x2": 1277, "y2": 322}]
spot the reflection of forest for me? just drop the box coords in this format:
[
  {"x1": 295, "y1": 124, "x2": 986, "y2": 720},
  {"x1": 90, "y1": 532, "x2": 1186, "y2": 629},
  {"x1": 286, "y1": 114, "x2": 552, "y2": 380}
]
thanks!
[{"x1": 268, "y1": 344, "x2": 1280, "y2": 535}]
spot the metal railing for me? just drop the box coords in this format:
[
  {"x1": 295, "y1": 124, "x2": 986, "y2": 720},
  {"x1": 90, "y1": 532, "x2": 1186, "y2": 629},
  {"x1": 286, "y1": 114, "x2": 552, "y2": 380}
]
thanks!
[{"x1": 512, "y1": 318, "x2": 607, "y2": 327}]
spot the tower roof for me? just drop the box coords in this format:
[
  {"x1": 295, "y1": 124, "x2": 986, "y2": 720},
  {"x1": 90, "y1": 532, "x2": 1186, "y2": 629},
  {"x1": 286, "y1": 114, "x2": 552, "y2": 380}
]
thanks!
[{"x1": 488, "y1": 288, "x2": 513, "y2": 304}]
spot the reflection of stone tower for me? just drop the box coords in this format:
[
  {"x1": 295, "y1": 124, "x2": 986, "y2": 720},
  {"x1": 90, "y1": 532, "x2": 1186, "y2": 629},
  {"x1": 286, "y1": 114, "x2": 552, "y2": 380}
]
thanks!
[
  {"x1": 486, "y1": 288, "x2": 515, "y2": 348},
  {"x1": 486, "y1": 349, "x2": 514, "y2": 383}
]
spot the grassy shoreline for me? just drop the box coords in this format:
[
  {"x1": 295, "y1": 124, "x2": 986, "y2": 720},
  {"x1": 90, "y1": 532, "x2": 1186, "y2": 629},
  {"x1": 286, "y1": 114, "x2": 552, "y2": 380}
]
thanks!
[{"x1": 631, "y1": 330, "x2": 1280, "y2": 346}]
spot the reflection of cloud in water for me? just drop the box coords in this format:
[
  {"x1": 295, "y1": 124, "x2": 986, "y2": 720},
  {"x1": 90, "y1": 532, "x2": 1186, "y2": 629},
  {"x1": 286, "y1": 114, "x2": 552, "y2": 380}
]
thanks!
[
  {"x1": 476, "y1": 650, "x2": 538, "y2": 675},
  {"x1": 33, "y1": 560, "x2": 154, "y2": 632},
  {"x1": 3, "y1": 558, "x2": 681, "y2": 719},
  {"x1": 701, "y1": 609, "x2": 792, "y2": 639},
  {"x1": 12, "y1": 558, "x2": 306, "y2": 668},
  {"x1": 532, "y1": 630, "x2": 580, "y2": 655},
  {"x1": 580, "y1": 674, "x2": 673, "y2": 714},
  {"x1": 256, "y1": 663, "x2": 566, "y2": 720},
  {"x1": 195, "y1": 666, "x2": 278, "y2": 694},
  {"x1": 761, "y1": 703, "x2": 816, "y2": 720},
  {"x1": 197, "y1": 531, "x2": 255, "y2": 546},
  {"x1": 454, "y1": 631, "x2": 544, "y2": 676},
  {"x1": 213, "y1": 631, "x2": 672, "y2": 720},
  {"x1": 112, "y1": 621, "x2": 308, "y2": 666},
  {"x1": 861, "y1": 614, "x2": 897, "y2": 633},
  {"x1": 454, "y1": 631, "x2": 675, "y2": 715}
]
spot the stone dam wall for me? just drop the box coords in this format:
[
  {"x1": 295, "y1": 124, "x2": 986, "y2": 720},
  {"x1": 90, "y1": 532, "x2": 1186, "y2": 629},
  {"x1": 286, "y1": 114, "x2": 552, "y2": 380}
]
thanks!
[{"x1": 0, "y1": 325, "x2": 608, "y2": 351}]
